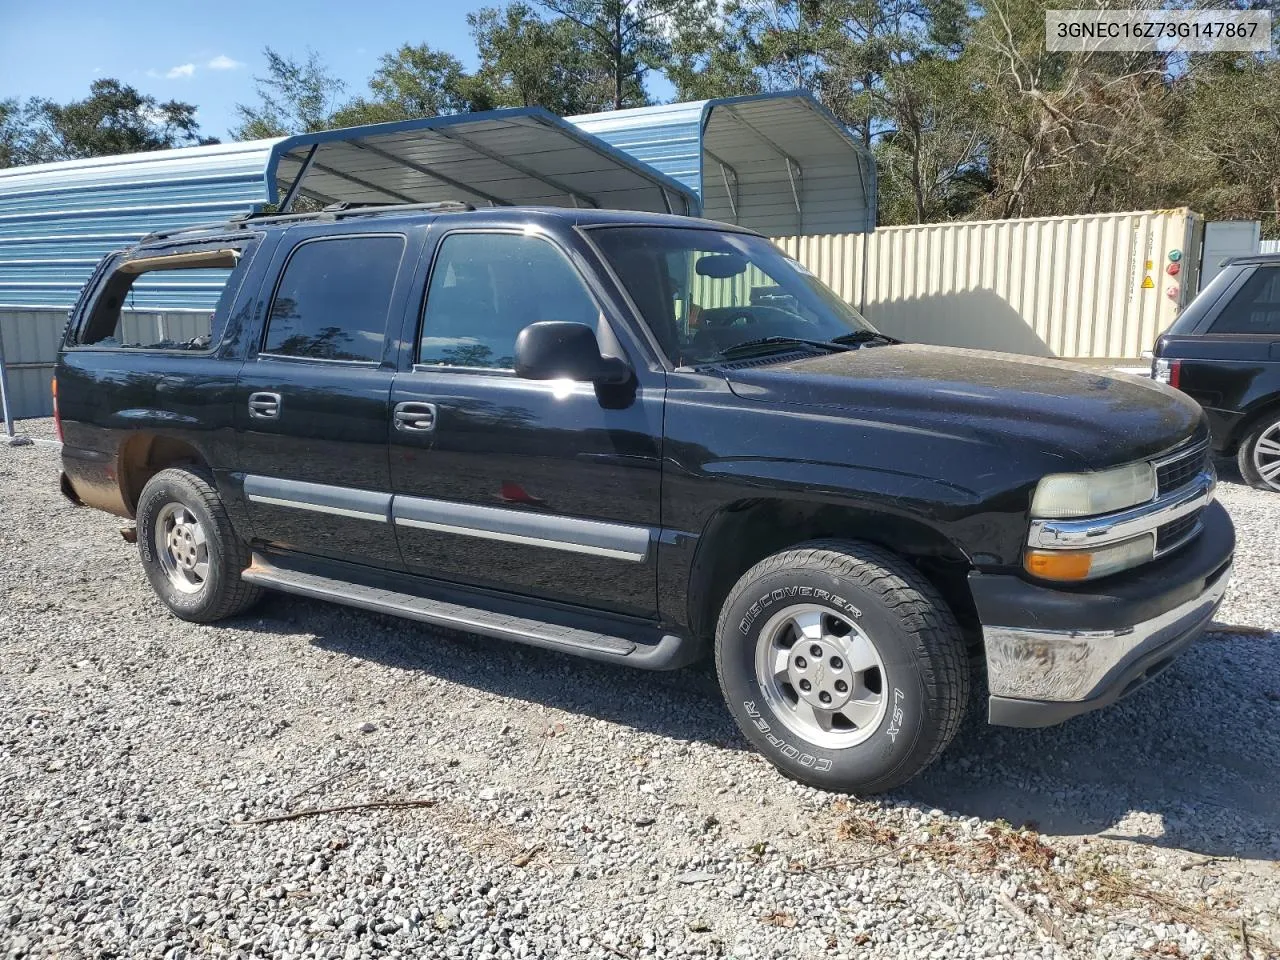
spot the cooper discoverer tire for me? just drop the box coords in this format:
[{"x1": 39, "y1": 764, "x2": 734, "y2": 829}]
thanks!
[
  {"x1": 135, "y1": 467, "x2": 262, "y2": 622},
  {"x1": 715, "y1": 539, "x2": 969, "y2": 794},
  {"x1": 1237, "y1": 413, "x2": 1280, "y2": 492}
]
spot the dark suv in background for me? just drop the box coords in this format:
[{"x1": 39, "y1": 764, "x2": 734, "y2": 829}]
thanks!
[{"x1": 1154, "y1": 253, "x2": 1280, "y2": 491}]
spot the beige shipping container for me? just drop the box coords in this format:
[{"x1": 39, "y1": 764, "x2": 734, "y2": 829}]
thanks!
[{"x1": 776, "y1": 209, "x2": 1202, "y2": 362}]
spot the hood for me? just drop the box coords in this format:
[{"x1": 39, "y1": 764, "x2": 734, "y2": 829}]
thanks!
[{"x1": 722, "y1": 344, "x2": 1205, "y2": 470}]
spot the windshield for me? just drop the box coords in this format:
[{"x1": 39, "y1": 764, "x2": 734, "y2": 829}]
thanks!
[{"x1": 589, "y1": 226, "x2": 880, "y2": 365}]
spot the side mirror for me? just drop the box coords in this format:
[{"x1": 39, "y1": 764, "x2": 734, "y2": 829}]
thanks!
[{"x1": 514, "y1": 321, "x2": 631, "y2": 385}]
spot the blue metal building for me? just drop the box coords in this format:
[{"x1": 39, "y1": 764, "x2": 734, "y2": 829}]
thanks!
[
  {"x1": 0, "y1": 92, "x2": 873, "y2": 312},
  {"x1": 0, "y1": 93, "x2": 874, "y2": 419}
]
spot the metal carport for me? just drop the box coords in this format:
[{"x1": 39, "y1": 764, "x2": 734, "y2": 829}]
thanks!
[
  {"x1": 269, "y1": 108, "x2": 698, "y2": 217},
  {"x1": 571, "y1": 91, "x2": 877, "y2": 237}
]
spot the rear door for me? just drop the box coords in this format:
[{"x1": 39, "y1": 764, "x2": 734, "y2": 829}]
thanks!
[
  {"x1": 1162, "y1": 264, "x2": 1280, "y2": 441},
  {"x1": 234, "y1": 225, "x2": 425, "y2": 567},
  {"x1": 386, "y1": 226, "x2": 666, "y2": 618}
]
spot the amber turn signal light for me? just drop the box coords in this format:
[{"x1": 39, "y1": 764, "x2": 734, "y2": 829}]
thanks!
[{"x1": 1025, "y1": 549, "x2": 1093, "y2": 581}]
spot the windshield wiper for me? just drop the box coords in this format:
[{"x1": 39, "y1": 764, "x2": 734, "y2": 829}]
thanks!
[
  {"x1": 718, "y1": 336, "x2": 851, "y2": 359},
  {"x1": 831, "y1": 330, "x2": 900, "y2": 346}
]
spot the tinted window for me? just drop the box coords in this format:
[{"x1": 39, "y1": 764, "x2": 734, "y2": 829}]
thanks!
[
  {"x1": 419, "y1": 232, "x2": 599, "y2": 369},
  {"x1": 590, "y1": 227, "x2": 877, "y2": 365},
  {"x1": 1211, "y1": 266, "x2": 1280, "y2": 335},
  {"x1": 263, "y1": 236, "x2": 404, "y2": 362}
]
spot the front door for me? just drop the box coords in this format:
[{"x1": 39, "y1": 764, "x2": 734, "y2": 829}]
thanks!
[
  {"x1": 236, "y1": 229, "x2": 418, "y2": 567},
  {"x1": 388, "y1": 228, "x2": 665, "y2": 617}
]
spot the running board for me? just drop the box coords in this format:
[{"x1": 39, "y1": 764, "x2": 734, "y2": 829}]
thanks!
[{"x1": 240, "y1": 553, "x2": 699, "y2": 670}]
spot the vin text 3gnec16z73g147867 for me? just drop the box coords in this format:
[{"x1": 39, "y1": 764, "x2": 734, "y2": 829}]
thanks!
[{"x1": 55, "y1": 203, "x2": 1233, "y2": 793}]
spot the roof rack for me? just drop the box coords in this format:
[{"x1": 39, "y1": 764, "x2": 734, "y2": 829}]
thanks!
[{"x1": 140, "y1": 199, "x2": 476, "y2": 244}]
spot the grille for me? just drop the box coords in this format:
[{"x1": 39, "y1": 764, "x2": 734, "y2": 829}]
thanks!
[
  {"x1": 1156, "y1": 443, "x2": 1208, "y2": 495},
  {"x1": 1156, "y1": 512, "x2": 1201, "y2": 553}
]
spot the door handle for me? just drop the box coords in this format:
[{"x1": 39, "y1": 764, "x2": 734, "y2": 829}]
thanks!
[
  {"x1": 394, "y1": 401, "x2": 437, "y2": 433},
  {"x1": 248, "y1": 392, "x2": 281, "y2": 420}
]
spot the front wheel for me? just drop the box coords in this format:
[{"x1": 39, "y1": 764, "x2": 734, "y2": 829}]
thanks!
[
  {"x1": 715, "y1": 540, "x2": 969, "y2": 794},
  {"x1": 136, "y1": 467, "x2": 262, "y2": 622},
  {"x1": 1237, "y1": 413, "x2": 1280, "y2": 492}
]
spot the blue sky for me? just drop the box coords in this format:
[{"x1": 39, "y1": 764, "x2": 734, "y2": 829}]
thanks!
[{"x1": 0, "y1": 0, "x2": 675, "y2": 141}]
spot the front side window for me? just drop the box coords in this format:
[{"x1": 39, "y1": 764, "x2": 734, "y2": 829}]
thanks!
[
  {"x1": 590, "y1": 227, "x2": 878, "y2": 365},
  {"x1": 263, "y1": 235, "x2": 405, "y2": 362},
  {"x1": 77, "y1": 245, "x2": 253, "y2": 350},
  {"x1": 418, "y1": 232, "x2": 600, "y2": 369},
  {"x1": 1210, "y1": 266, "x2": 1280, "y2": 335}
]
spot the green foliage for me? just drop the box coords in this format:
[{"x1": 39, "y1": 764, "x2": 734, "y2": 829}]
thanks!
[
  {"x1": 232, "y1": 48, "x2": 347, "y2": 139},
  {"x1": 6, "y1": 0, "x2": 1278, "y2": 237},
  {"x1": 470, "y1": 3, "x2": 613, "y2": 113},
  {"x1": 532, "y1": 0, "x2": 686, "y2": 109},
  {"x1": 0, "y1": 79, "x2": 210, "y2": 167},
  {"x1": 330, "y1": 44, "x2": 497, "y2": 127}
]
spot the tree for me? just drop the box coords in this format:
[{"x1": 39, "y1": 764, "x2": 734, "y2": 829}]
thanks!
[
  {"x1": 470, "y1": 3, "x2": 612, "y2": 113},
  {"x1": 330, "y1": 43, "x2": 496, "y2": 127},
  {"x1": 3, "y1": 80, "x2": 211, "y2": 166},
  {"x1": 665, "y1": 2, "x2": 763, "y2": 100},
  {"x1": 1175, "y1": 58, "x2": 1280, "y2": 236},
  {"x1": 0, "y1": 98, "x2": 25, "y2": 167},
  {"x1": 963, "y1": 0, "x2": 1174, "y2": 219},
  {"x1": 233, "y1": 48, "x2": 346, "y2": 139},
  {"x1": 533, "y1": 0, "x2": 686, "y2": 109}
]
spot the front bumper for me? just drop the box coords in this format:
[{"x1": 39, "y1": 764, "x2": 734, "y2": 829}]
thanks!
[{"x1": 971, "y1": 500, "x2": 1234, "y2": 727}]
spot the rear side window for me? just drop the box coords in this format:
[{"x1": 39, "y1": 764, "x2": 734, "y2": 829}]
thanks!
[
  {"x1": 418, "y1": 232, "x2": 599, "y2": 369},
  {"x1": 262, "y1": 235, "x2": 405, "y2": 362},
  {"x1": 75, "y1": 245, "x2": 253, "y2": 350},
  {"x1": 1211, "y1": 266, "x2": 1280, "y2": 335}
]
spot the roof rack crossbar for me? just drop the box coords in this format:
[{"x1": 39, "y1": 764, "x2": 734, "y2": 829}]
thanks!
[{"x1": 138, "y1": 200, "x2": 477, "y2": 245}]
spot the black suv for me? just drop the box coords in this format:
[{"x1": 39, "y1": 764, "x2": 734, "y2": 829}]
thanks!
[
  {"x1": 1153, "y1": 253, "x2": 1280, "y2": 491},
  {"x1": 55, "y1": 204, "x2": 1234, "y2": 793}
]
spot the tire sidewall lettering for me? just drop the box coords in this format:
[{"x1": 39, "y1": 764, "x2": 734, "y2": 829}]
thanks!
[{"x1": 739, "y1": 586, "x2": 862, "y2": 635}]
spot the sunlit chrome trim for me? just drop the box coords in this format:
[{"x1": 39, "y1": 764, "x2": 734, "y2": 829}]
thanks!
[{"x1": 1027, "y1": 468, "x2": 1214, "y2": 555}]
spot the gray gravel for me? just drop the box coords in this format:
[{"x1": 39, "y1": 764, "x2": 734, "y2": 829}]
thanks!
[{"x1": 2, "y1": 420, "x2": 1278, "y2": 960}]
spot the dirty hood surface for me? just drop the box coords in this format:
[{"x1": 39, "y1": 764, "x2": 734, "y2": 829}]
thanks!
[{"x1": 722, "y1": 344, "x2": 1205, "y2": 469}]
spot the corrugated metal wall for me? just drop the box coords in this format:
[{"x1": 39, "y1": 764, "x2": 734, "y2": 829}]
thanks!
[
  {"x1": 0, "y1": 140, "x2": 276, "y2": 310},
  {"x1": 0, "y1": 307, "x2": 206, "y2": 418},
  {"x1": 1261, "y1": 239, "x2": 1280, "y2": 255},
  {"x1": 775, "y1": 209, "x2": 1198, "y2": 360}
]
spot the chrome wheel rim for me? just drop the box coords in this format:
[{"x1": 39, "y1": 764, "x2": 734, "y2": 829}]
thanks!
[
  {"x1": 154, "y1": 502, "x2": 209, "y2": 594},
  {"x1": 754, "y1": 603, "x2": 888, "y2": 750},
  {"x1": 1253, "y1": 421, "x2": 1280, "y2": 491}
]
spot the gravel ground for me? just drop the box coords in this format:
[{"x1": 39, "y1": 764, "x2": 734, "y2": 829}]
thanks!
[{"x1": 2, "y1": 418, "x2": 1277, "y2": 960}]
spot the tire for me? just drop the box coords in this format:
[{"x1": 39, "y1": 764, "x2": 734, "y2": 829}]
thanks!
[
  {"x1": 1237, "y1": 412, "x2": 1280, "y2": 492},
  {"x1": 715, "y1": 539, "x2": 969, "y2": 795},
  {"x1": 135, "y1": 467, "x2": 262, "y2": 622}
]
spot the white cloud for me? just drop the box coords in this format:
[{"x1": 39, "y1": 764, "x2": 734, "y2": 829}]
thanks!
[
  {"x1": 207, "y1": 54, "x2": 243, "y2": 71},
  {"x1": 166, "y1": 63, "x2": 196, "y2": 79}
]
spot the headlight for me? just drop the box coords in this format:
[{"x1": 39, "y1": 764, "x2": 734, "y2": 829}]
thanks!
[{"x1": 1030, "y1": 462, "x2": 1156, "y2": 519}]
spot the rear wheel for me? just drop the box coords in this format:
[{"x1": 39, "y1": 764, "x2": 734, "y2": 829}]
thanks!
[
  {"x1": 715, "y1": 539, "x2": 969, "y2": 794},
  {"x1": 1237, "y1": 413, "x2": 1280, "y2": 492},
  {"x1": 136, "y1": 467, "x2": 262, "y2": 622}
]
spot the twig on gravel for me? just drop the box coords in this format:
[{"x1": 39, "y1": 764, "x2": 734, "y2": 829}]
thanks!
[
  {"x1": 233, "y1": 798, "x2": 438, "y2": 826},
  {"x1": 1177, "y1": 855, "x2": 1237, "y2": 871},
  {"x1": 512, "y1": 844, "x2": 545, "y2": 867},
  {"x1": 286, "y1": 764, "x2": 362, "y2": 805},
  {"x1": 592, "y1": 936, "x2": 637, "y2": 960},
  {"x1": 997, "y1": 891, "x2": 1067, "y2": 948},
  {"x1": 1240, "y1": 917, "x2": 1250, "y2": 957}
]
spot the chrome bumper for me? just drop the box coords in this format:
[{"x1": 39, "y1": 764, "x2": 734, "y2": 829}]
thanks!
[{"x1": 984, "y1": 562, "x2": 1231, "y2": 726}]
